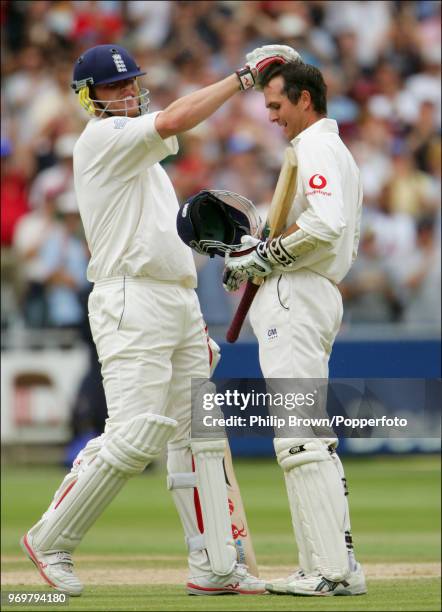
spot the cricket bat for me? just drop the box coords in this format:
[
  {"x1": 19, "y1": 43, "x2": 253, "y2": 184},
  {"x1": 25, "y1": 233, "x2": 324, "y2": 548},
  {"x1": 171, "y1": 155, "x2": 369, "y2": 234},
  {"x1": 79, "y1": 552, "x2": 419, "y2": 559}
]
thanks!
[
  {"x1": 223, "y1": 443, "x2": 259, "y2": 576},
  {"x1": 226, "y1": 147, "x2": 298, "y2": 343}
]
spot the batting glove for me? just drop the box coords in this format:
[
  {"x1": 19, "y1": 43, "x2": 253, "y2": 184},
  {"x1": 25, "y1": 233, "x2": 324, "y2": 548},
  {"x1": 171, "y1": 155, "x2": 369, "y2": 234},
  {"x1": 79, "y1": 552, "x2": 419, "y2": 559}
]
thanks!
[
  {"x1": 236, "y1": 45, "x2": 301, "y2": 91},
  {"x1": 244, "y1": 45, "x2": 302, "y2": 90},
  {"x1": 224, "y1": 235, "x2": 273, "y2": 283},
  {"x1": 222, "y1": 267, "x2": 248, "y2": 293}
]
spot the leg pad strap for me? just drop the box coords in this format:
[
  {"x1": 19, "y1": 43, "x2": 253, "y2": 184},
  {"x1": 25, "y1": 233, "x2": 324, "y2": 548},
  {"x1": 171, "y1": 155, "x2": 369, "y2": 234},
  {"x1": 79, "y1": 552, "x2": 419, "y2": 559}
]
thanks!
[{"x1": 167, "y1": 472, "x2": 197, "y2": 489}]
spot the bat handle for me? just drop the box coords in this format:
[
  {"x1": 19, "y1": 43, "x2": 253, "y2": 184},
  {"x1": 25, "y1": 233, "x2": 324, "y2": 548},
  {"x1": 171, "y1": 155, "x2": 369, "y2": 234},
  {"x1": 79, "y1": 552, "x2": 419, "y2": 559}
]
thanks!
[{"x1": 226, "y1": 281, "x2": 260, "y2": 343}]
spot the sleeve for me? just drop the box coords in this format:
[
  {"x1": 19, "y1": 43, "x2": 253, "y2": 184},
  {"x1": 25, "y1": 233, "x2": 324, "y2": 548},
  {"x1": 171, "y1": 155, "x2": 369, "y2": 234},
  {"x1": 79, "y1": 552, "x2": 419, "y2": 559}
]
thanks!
[
  {"x1": 88, "y1": 112, "x2": 178, "y2": 180},
  {"x1": 295, "y1": 138, "x2": 346, "y2": 243}
]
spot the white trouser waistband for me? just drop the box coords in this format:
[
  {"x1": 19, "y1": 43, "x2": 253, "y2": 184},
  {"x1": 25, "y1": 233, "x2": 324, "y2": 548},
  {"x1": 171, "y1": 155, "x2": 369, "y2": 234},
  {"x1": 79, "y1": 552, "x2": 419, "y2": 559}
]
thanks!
[
  {"x1": 268, "y1": 268, "x2": 337, "y2": 287},
  {"x1": 94, "y1": 276, "x2": 193, "y2": 289}
]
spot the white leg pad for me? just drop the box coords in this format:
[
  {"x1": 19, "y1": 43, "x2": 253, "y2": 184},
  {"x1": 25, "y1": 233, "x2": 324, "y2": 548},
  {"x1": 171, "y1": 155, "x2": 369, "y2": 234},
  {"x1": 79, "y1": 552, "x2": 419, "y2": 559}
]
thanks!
[
  {"x1": 274, "y1": 438, "x2": 350, "y2": 581},
  {"x1": 282, "y1": 471, "x2": 315, "y2": 575},
  {"x1": 167, "y1": 439, "x2": 211, "y2": 576},
  {"x1": 31, "y1": 414, "x2": 177, "y2": 553},
  {"x1": 190, "y1": 439, "x2": 237, "y2": 576},
  {"x1": 331, "y1": 450, "x2": 356, "y2": 568}
]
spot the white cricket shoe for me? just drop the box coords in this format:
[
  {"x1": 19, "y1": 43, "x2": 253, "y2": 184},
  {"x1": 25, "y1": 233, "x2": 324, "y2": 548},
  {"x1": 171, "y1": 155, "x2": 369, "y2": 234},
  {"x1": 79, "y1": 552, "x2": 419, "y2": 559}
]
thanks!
[
  {"x1": 187, "y1": 563, "x2": 267, "y2": 595},
  {"x1": 267, "y1": 563, "x2": 367, "y2": 596},
  {"x1": 265, "y1": 569, "x2": 305, "y2": 594},
  {"x1": 20, "y1": 532, "x2": 83, "y2": 596}
]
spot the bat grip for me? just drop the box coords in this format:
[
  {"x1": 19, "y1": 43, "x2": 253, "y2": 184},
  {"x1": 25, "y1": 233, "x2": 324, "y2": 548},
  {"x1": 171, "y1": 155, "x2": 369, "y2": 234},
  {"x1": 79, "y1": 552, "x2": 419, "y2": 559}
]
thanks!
[{"x1": 226, "y1": 281, "x2": 260, "y2": 343}]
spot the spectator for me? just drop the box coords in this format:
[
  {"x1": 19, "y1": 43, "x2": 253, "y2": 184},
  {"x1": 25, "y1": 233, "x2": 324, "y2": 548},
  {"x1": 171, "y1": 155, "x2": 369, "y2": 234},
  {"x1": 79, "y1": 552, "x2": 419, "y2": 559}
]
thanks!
[
  {"x1": 397, "y1": 216, "x2": 441, "y2": 326},
  {"x1": 214, "y1": 134, "x2": 270, "y2": 205},
  {"x1": 70, "y1": 1, "x2": 125, "y2": 46},
  {"x1": 367, "y1": 60, "x2": 418, "y2": 129},
  {"x1": 1, "y1": 138, "x2": 30, "y2": 328},
  {"x1": 323, "y1": 65, "x2": 359, "y2": 136},
  {"x1": 12, "y1": 192, "x2": 60, "y2": 328},
  {"x1": 425, "y1": 139, "x2": 441, "y2": 217},
  {"x1": 39, "y1": 192, "x2": 90, "y2": 331},
  {"x1": 367, "y1": 180, "x2": 417, "y2": 280},
  {"x1": 3, "y1": 45, "x2": 56, "y2": 144},
  {"x1": 339, "y1": 228, "x2": 402, "y2": 324},
  {"x1": 406, "y1": 100, "x2": 440, "y2": 172},
  {"x1": 405, "y1": 48, "x2": 441, "y2": 129},
  {"x1": 1, "y1": 138, "x2": 29, "y2": 247},
  {"x1": 384, "y1": 147, "x2": 434, "y2": 218},
  {"x1": 169, "y1": 124, "x2": 215, "y2": 201},
  {"x1": 126, "y1": 1, "x2": 173, "y2": 51},
  {"x1": 29, "y1": 133, "x2": 78, "y2": 210},
  {"x1": 324, "y1": 1, "x2": 392, "y2": 69},
  {"x1": 385, "y1": 3, "x2": 422, "y2": 78},
  {"x1": 0, "y1": 0, "x2": 440, "y2": 334},
  {"x1": 349, "y1": 114, "x2": 393, "y2": 208}
]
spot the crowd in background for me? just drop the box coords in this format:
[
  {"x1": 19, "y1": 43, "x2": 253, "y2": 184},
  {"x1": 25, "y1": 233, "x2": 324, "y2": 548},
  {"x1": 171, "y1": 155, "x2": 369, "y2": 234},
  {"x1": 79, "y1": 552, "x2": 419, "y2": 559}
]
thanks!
[{"x1": 1, "y1": 0, "x2": 441, "y2": 341}]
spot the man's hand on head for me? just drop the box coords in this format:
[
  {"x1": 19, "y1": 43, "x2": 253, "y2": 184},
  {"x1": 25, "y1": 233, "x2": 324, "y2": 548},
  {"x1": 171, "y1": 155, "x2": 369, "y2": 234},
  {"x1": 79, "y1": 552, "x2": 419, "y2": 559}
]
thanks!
[
  {"x1": 236, "y1": 44, "x2": 301, "y2": 91},
  {"x1": 245, "y1": 45, "x2": 302, "y2": 90}
]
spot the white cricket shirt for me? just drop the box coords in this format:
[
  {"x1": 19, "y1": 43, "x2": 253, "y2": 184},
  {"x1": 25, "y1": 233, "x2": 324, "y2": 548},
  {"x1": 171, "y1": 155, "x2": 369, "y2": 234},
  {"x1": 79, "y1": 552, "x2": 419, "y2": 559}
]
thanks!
[
  {"x1": 73, "y1": 112, "x2": 197, "y2": 286},
  {"x1": 286, "y1": 118, "x2": 362, "y2": 284}
]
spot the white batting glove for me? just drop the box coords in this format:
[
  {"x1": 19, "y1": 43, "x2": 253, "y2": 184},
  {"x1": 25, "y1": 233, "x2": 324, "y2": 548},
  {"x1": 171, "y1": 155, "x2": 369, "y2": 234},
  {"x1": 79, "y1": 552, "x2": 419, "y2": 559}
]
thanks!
[
  {"x1": 222, "y1": 267, "x2": 248, "y2": 293},
  {"x1": 245, "y1": 45, "x2": 302, "y2": 89},
  {"x1": 224, "y1": 235, "x2": 272, "y2": 281},
  {"x1": 236, "y1": 44, "x2": 301, "y2": 91}
]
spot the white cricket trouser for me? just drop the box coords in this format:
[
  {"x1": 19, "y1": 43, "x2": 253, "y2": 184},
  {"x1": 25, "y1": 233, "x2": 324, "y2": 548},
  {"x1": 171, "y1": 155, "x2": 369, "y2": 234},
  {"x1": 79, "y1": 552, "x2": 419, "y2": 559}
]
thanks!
[
  {"x1": 249, "y1": 269, "x2": 343, "y2": 379},
  {"x1": 34, "y1": 276, "x2": 211, "y2": 542},
  {"x1": 88, "y1": 277, "x2": 209, "y2": 441},
  {"x1": 250, "y1": 269, "x2": 353, "y2": 579}
]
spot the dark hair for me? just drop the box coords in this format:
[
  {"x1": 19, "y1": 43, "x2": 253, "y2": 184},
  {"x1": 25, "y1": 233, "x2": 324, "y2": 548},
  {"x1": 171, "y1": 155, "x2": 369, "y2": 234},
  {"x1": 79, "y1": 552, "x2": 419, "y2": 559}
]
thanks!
[{"x1": 258, "y1": 62, "x2": 327, "y2": 115}]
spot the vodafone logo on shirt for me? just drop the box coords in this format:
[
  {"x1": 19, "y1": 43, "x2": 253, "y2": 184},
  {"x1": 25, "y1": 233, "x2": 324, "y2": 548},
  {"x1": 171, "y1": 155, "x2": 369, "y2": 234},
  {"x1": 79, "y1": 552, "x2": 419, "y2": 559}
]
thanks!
[
  {"x1": 306, "y1": 174, "x2": 331, "y2": 196},
  {"x1": 309, "y1": 174, "x2": 327, "y2": 189}
]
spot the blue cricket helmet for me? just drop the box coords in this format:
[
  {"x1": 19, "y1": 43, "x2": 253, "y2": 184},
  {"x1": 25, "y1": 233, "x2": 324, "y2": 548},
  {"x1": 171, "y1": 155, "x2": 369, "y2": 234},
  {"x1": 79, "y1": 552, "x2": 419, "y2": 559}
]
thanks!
[
  {"x1": 71, "y1": 44, "x2": 146, "y2": 92},
  {"x1": 177, "y1": 190, "x2": 262, "y2": 258}
]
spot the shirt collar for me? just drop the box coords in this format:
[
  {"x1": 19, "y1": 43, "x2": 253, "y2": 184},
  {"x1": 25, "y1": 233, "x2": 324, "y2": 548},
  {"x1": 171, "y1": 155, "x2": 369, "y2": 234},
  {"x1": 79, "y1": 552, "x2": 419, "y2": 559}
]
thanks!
[{"x1": 291, "y1": 118, "x2": 339, "y2": 145}]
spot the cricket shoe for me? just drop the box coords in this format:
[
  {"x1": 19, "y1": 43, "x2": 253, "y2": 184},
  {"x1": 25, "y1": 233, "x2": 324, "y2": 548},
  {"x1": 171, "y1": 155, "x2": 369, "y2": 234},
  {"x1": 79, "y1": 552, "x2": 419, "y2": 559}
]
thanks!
[
  {"x1": 265, "y1": 569, "x2": 305, "y2": 594},
  {"x1": 187, "y1": 563, "x2": 267, "y2": 595},
  {"x1": 20, "y1": 532, "x2": 83, "y2": 596},
  {"x1": 266, "y1": 563, "x2": 367, "y2": 596}
]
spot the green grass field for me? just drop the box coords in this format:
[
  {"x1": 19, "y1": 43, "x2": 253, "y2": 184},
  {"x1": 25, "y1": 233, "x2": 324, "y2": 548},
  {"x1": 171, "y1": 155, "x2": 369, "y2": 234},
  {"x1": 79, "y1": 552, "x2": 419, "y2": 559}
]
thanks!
[{"x1": 1, "y1": 455, "x2": 441, "y2": 611}]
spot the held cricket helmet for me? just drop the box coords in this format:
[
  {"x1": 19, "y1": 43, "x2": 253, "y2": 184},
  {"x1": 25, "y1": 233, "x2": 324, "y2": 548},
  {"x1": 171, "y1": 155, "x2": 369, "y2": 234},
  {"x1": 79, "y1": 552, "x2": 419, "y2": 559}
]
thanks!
[
  {"x1": 71, "y1": 44, "x2": 149, "y2": 116},
  {"x1": 177, "y1": 190, "x2": 262, "y2": 257}
]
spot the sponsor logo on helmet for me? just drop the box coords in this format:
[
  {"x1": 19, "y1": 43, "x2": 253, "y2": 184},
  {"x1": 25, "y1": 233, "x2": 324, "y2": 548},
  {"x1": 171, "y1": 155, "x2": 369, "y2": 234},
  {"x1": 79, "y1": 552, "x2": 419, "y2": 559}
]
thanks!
[
  {"x1": 309, "y1": 174, "x2": 327, "y2": 189},
  {"x1": 112, "y1": 53, "x2": 127, "y2": 73}
]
